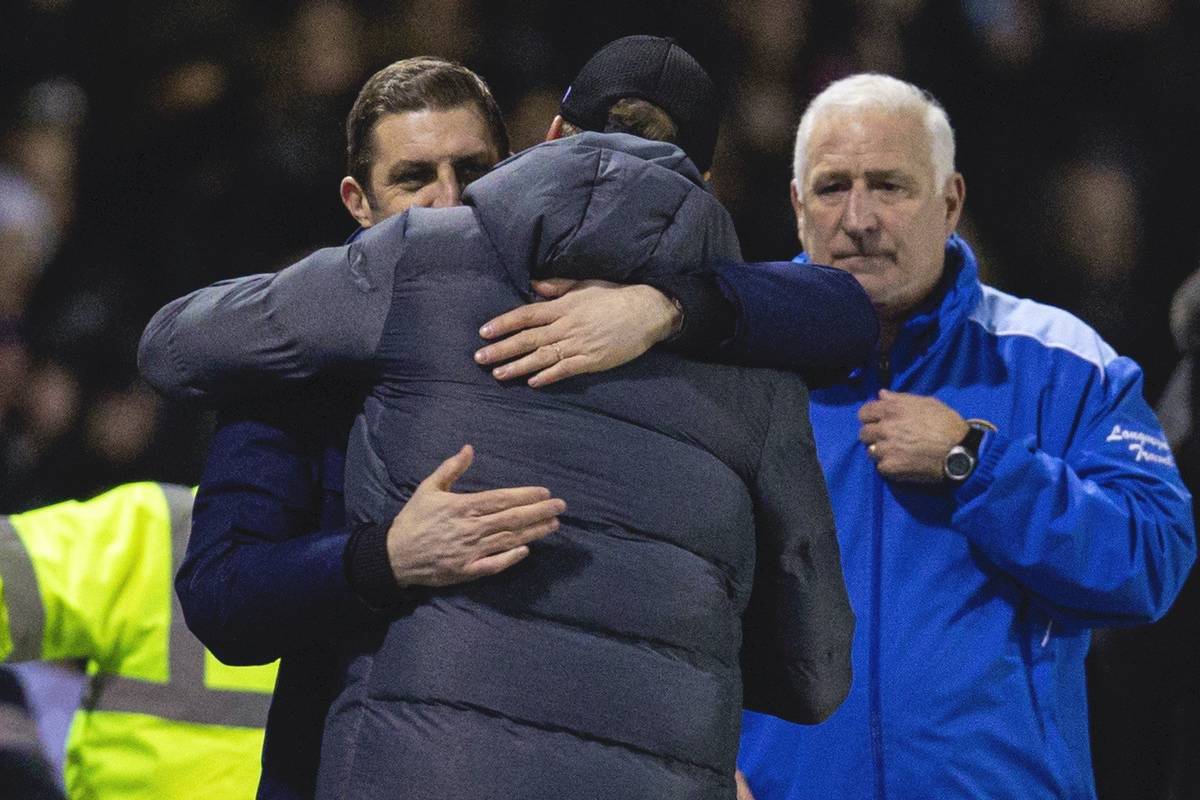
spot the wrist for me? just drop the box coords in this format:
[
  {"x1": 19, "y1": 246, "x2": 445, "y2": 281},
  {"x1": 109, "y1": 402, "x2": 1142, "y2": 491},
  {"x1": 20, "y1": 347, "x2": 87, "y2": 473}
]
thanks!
[
  {"x1": 663, "y1": 292, "x2": 684, "y2": 340},
  {"x1": 943, "y1": 418, "x2": 997, "y2": 484},
  {"x1": 641, "y1": 272, "x2": 733, "y2": 354},
  {"x1": 639, "y1": 284, "x2": 682, "y2": 344},
  {"x1": 345, "y1": 522, "x2": 412, "y2": 610}
]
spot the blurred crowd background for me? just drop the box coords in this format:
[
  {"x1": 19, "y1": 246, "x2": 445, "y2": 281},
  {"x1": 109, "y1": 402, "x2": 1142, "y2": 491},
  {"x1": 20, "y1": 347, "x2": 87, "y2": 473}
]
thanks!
[
  {"x1": 3, "y1": 0, "x2": 1199, "y2": 509},
  {"x1": 3, "y1": 0, "x2": 1200, "y2": 796}
]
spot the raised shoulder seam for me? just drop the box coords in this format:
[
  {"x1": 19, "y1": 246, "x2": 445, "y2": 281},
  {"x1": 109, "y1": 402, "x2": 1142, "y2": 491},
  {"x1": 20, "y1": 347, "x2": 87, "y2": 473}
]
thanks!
[
  {"x1": 551, "y1": 147, "x2": 603, "y2": 263},
  {"x1": 967, "y1": 285, "x2": 1117, "y2": 378},
  {"x1": 646, "y1": 176, "x2": 701, "y2": 264},
  {"x1": 344, "y1": 211, "x2": 411, "y2": 296}
]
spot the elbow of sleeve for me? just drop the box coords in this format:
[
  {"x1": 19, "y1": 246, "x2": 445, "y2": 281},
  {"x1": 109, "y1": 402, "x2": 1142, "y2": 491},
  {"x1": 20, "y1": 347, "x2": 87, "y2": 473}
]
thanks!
[
  {"x1": 749, "y1": 667, "x2": 851, "y2": 726},
  {"x1": 781, "y1": 611, "x2": 856, "y2": 723},
  {"x1": 136, "y1": 331, "x2": 170, "y2": 393},
  {"x1": 1145, "y1": 533, "x2": 1198, "y2": 623},
  {"x1": 787, "y1": 656, "x2": 853, "y2": 725},
  {"x1": 1135, "y1": 506, "x2": 1197, "y2": 622},
  {"x1": 742, "y1": 646, "x2": 853, "y2": 725},
  {"x1": 205, "y1": 641, "x2": 276, "y2": 668},
  {"x1": 811, "y1": 668, "x2": 853, "y2": 724},
  {"x1": 175, "y1": 603, "x2": 228, "y2": 662},
  {"x1": 139, "y1": 303, "x2": 219, "y2": 402},
  {"x1": 180, "y1": 607, "x2": 277, "y2": 666},
  {"x1": 175, "y1": 573, "x2": 276, "y2": 666},
  {"x1": 138, "y1": 324, "x2": 194, "y2": 400},
  {"x1": 1091, "y1": 523, "x2": 1197, "y2": 626}
]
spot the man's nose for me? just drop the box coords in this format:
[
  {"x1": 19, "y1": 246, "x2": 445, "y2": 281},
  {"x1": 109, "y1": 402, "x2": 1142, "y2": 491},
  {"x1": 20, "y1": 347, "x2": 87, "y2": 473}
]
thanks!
[
  {"x1": 429, "y1": 168, "x2": 463, "y2": 208},
  {"x1": 842, "y1": 185, "x2": 878, "y2": 236}
]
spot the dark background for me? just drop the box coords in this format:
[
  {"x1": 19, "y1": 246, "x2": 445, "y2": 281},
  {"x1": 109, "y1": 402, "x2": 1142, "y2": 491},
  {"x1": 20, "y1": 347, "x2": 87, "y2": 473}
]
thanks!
[{"x1": 3, "y1": 0, "x2": 1197, "y2": 508}]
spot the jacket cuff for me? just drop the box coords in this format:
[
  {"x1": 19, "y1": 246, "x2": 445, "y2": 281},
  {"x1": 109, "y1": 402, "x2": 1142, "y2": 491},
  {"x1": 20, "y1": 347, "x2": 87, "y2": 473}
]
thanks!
[
  {"x1": 641, "y1": 272, "x2": 736, "y2": 355},
  {"x1": 954, "y1": 429, "x2": 1008, "y2": 506},
  {"x1": 344, "y1": 522, "x2": 411, "y2": 610}
]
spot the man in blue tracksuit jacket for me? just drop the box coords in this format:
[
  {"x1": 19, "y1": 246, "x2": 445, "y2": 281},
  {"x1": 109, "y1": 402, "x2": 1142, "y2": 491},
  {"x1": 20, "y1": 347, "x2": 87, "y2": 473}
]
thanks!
[{"x1": 738, "y1": 74, "x2": 1195, "y2": 800}]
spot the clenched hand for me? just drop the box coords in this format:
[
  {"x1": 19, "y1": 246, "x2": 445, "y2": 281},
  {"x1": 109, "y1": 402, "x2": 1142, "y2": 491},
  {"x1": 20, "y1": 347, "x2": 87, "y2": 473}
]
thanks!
[
  {"x1": 387, "y1": 445, "x2": 566, "y2": 586},
  {"x1": 858, "y1": 389, "x2": 969, "y2": 483},
  {"x1": 474, "y1": 278, "x2": 680, "y2": 387}
]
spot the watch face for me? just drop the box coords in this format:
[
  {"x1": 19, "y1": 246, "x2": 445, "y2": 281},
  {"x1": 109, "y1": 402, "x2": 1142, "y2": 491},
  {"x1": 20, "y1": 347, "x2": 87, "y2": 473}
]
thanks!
[{"x1": 945, "y1": 448, "x2": 975, "y2": 480}]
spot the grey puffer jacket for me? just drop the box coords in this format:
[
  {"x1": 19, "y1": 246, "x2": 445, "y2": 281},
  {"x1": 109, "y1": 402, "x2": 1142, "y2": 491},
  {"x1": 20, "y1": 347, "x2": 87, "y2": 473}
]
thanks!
[{"x1": 146, "y1": 133, "x2": 854, "y2": 799}]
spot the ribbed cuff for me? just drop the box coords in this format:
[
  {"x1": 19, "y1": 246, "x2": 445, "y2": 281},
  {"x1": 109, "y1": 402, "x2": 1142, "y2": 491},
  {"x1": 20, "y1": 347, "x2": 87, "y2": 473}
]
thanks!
[
  {"x1": 344, "y1": 522, "x2": 412, "y2": 610},
  {"x1": 954, "y1": 430, "x2": 1006, "y2": 505},
  {"x1": 642, "y1": 272, "x2": 736, "y2": 355}
]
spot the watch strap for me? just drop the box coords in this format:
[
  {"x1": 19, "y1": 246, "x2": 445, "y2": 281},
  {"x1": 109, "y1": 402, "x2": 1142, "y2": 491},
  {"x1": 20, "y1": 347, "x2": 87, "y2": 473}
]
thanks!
[{"x1": 959, "y1": 424, "x2": 986, "y2": 457}]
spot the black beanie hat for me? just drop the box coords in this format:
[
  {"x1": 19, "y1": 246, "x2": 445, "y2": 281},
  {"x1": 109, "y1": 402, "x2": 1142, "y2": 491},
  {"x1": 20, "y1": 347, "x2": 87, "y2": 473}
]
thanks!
[{"x1": 559, "y1": 35, "x2": 719, "y2": 173}]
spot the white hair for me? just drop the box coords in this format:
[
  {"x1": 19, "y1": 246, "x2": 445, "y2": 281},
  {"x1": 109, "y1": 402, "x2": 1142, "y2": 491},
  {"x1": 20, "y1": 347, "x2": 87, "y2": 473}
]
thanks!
[{"x1": 792, "y1": 73, "x2": 956, "y2": 198}]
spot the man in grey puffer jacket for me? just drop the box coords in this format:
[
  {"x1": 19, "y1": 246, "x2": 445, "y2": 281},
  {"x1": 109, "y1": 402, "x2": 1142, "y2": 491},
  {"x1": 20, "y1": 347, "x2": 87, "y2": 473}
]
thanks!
[{"x1": 141, "y1": 37, "x2": 854, "y2": 799}]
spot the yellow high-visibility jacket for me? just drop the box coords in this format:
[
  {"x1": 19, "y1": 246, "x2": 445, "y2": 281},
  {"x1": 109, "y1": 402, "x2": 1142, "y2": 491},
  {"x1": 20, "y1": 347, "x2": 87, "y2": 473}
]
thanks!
[{"x1": 0, "y1": 482, "x2": 277, "y2": 799}]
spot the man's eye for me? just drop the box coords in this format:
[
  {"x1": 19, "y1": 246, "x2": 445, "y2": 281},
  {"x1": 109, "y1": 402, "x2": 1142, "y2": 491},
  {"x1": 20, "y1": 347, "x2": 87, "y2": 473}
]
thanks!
[
  {"x1": 814, "y1": 183, "x2": 845, "y2": 196},
  {"x1": 393, "y1": 174, "x2": 429, "y2": 190},
  {"x1": 458, "y1": 165, "x2": 490, "y2": 185}
]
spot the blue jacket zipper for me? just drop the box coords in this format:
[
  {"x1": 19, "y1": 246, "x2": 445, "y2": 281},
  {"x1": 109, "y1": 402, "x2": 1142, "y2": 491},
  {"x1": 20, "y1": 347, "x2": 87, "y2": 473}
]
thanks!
[{"x1": 870, "y1": 351, "x2": 890, "y2": 799}]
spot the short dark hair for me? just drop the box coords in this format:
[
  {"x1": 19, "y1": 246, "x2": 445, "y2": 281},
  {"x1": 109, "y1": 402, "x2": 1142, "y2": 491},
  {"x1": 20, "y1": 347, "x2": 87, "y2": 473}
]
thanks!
[
  {"x1": 559, "y1": 97, "x2": 679, "y2": 145},
  {"x1": 345, "y1": 57, "x2": 509, "y2": 189}
]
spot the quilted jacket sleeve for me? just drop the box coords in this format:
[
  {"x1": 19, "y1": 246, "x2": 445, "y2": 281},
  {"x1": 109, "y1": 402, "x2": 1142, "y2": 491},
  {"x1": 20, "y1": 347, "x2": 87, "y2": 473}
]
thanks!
[{"x1": 139, "y1": 215, "x2": 407, "y2": 402}]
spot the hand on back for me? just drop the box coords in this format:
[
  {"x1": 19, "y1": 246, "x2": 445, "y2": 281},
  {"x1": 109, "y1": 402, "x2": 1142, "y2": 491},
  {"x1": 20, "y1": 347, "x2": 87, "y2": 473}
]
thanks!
[
  {"x1": 474, "y1": 279, "x2": 679, "y2": 387},
  {"x1": 388, "y1": 445, "x2": 566, "y2": 586}
]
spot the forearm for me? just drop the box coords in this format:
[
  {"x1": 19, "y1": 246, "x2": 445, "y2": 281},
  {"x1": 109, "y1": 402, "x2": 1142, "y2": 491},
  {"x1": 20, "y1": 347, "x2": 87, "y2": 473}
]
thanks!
[
  {"x1": 178, "y1": 406, "x2": 371, "y2": 664},
  {"x1": 476, "y1": 259, "x2": 875, "y2": 387},
  {"x1": 649, "y1": 262, "x2": 878, "y2": 380},
  {"x1": 139, "y1": 239, "x2": 392, "y2": 402},
  {"x1": 139, "y1": 273, "x2": 296, "y2": 402},
  {"x1": 177, "y1": 521, "x2": 364, "y2": 665},
  {"x1": 714, "y1": 261, "x2": 878, "y2": 380}
]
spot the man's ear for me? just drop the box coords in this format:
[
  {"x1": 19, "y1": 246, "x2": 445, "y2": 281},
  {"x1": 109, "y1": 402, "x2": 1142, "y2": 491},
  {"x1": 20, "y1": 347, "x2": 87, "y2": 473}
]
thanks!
[
  {"x1": 340, "y1": 176, "x2": 375, "y2": 228},
  {"x1": 545, "y1": 115, "x2": 565, "y2": 142},
  {"x1": 790, "y1": 178, "x2": 806, "y2": 245},
  {"x1": 943, "y1": 172, "x2": 966, "y2": 235}
]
